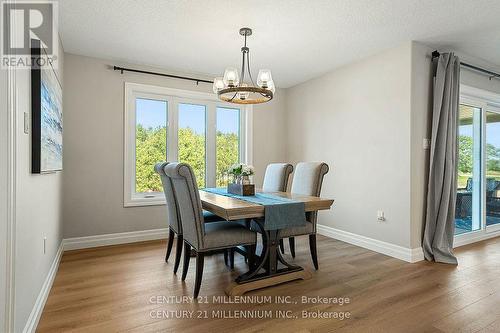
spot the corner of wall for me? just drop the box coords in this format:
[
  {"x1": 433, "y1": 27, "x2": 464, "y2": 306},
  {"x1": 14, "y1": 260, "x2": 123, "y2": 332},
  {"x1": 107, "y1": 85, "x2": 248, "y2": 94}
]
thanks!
[{"x1": 409, "y1": 41, "x2": 434, "y2": 249}]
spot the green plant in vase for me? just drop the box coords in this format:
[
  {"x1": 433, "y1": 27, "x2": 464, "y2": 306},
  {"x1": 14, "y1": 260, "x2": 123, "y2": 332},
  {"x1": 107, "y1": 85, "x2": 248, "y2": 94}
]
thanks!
[{"x1": 228, "y1": 163, "x2": 255, "y2": 185}]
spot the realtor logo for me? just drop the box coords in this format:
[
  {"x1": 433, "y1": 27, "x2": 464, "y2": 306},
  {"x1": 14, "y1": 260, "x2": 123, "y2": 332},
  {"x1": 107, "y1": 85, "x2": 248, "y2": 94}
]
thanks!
[{"x1": 1, "y1": 0, "x2": 58, "y2": 68}]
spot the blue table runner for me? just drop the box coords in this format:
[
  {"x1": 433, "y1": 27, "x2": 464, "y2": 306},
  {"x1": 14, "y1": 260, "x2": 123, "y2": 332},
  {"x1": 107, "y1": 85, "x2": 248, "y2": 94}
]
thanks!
[{"x1": 203, "y1": 188, "x2": 306, "y2": 230}]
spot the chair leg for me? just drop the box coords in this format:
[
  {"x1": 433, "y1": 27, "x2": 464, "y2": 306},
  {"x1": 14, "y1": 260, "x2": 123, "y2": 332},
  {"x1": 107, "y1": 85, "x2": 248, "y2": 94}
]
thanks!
[
  {"x1": 182, "y1": 241, "x2": 191, "y2": 281},
  {"x1": 289, "y1": 237, "x2": 296, "y2": 258},
  {"x1": 309, "y1": 234, "x2": 318, "y2": 270},
  {"x1": 223, "y1": 249, "x2": 229, "y2": 266},
  {"x1": 248, "y1": 244, "x2": 256, "y2": 269},
  {"x1": 243, "y1": 245, "x2": 248, "y2": 263},
  {"x1": 173, "y1": 234, "x2": 183, "y2": 274},
  {"x1": 229, "y1": 248, "x2": 235, "y2": 269},
  {"x1": 244, "y1": 219, "x2": 251, "y2": 263},
  {"x1": 165, "y1": 228, "x2": 175, "y2": 262},
  {"x1": 279, "y1": 239, "x2": 285, "y2": 254},
  {"x1": 194, "y1": 252, "x2": 205, "y2": 298}
]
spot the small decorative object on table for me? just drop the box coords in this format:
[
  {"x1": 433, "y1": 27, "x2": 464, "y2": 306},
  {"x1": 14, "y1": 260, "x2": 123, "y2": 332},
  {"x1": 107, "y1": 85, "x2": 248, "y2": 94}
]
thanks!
[{"x1": 227, "y1": 163, "x2": 255, "y2": 196}]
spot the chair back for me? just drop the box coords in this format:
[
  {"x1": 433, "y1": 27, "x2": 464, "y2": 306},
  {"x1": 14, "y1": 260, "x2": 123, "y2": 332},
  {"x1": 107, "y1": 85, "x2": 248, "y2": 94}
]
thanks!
[
  {"x1": 290, "y1": 162, "x2": 329, "y2": 231},
  {"x1": 154, "y1": 162, "x2": 181, "y2": 234},
  {"x1": 486, "y1": 178, "x2": 500, "y2": 198},
  {"x1": 466, "y1": 178, "x2": 473, "y2": 191},
  {"x1": 291, "y1": 162, "x2": 329, "y2": 196},
  {"x1": 164, "y1": 162, "x2": 205, "y2": 249},
  {"x1": 262, "y1": 163, "x2": 294, "y2": 192}
]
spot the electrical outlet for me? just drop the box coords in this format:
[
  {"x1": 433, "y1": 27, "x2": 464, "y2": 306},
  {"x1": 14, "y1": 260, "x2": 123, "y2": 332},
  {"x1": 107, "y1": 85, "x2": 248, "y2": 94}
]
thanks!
[
  {"x1": 377, "y1": 210, "x2": 386, "y2": 222},
  {"x1": 43, "y1": 237, "x2": 47, "y2": 254}
]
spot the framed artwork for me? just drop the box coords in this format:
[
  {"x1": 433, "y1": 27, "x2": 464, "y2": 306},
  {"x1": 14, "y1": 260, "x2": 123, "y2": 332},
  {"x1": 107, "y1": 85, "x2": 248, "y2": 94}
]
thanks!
[{"x1": 31, "y1": 39, "x2": 63, "y2": 173}]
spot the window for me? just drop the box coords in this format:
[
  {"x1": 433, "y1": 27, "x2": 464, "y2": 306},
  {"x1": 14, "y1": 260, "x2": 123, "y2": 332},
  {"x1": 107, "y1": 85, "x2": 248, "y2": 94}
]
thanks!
[
  {"x1": 454, "y1": 85, "x2": 500, "y2": 243},
  {"x1": 124, "y1": 83, "x2": 252, "y2": 207},
  {"x1": 216, "y1": 107, "x2": 240, "y2": 187},
  {"x1": 178, "y1": 103, "x2": 207, "y2": 188},
  {"x1": 135, "y1": 98, "x2": 167, "y2": 193}
]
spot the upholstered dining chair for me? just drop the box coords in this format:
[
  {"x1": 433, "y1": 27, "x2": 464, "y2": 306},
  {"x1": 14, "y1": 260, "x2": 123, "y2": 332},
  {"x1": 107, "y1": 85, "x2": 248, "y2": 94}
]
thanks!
[
  {"x1": 261, "y1": 163, "x2": 294, "y2": 253},
  {"x1": 164, "y1": 162, "x2": 257, "y2": 297},
  {"x1": 262, "y1": 163, "x2": 294, "y2": 192},
  {"x1": 279, "y1": 162, "x2": 329, "y2": 269},
  {"x1": 154, "y1": 162, "x2": 219, "y2": 274},
  {"x1": 155, "y1": 162, "x2": 184, "y2": 273}
]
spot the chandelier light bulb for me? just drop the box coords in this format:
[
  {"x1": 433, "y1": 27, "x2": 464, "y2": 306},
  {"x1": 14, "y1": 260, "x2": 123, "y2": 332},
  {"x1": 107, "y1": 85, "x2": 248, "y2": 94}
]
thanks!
[
  {"x1": 267, "y1": 80, "x2": 276, "y2": 94},
  {"x1": 257, "y1": 69, "x2": 273, "y2": 88},
  {"x1": 223, "y1": 68, "x2": 239, "y2": 87},
  {"x1": 238, "y1": 83, "x2": 250, "y2": 100},
  {"x1": 212, "y1": 77, "x2": 224, "y2": 93}
]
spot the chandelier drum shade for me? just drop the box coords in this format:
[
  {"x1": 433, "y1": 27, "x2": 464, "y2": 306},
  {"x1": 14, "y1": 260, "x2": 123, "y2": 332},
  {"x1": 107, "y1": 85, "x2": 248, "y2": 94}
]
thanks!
[{"x1": 213, "y1": 28, "x2": 275, "y2": 104}]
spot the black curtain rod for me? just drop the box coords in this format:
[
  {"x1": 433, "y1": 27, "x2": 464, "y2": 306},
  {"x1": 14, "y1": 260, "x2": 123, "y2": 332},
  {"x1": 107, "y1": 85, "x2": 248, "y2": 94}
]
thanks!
[
  {"x1": 113, "y1": 66, "x2": 214, "y2": 85},
  {"x1": 432, "y1": 50, "x2": 500, "y2": 80}
]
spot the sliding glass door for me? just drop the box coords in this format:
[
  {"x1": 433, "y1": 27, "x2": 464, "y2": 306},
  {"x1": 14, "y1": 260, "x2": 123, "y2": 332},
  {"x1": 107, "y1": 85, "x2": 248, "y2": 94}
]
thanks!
[
  {"x1": 455, "y1": 104, "x2": 481, "y2": 235},
  {"x1": 455, "y1": 88, "x2": 500, "y2": 240},
  {"x1": 485, "y1": 108, "x2": 500, "y2": 229}
]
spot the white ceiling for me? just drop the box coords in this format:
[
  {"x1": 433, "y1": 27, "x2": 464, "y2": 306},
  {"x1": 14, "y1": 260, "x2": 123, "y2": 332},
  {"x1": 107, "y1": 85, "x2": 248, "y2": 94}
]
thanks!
[{"x1": 59, "y1": 0, "x2": 500, "y2": 88}]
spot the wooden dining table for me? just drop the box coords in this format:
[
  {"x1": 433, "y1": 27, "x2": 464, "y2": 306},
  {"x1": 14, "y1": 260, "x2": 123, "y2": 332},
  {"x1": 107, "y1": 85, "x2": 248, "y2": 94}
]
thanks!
[{"x1": 199, "y1": 189, "x2": 334, "y2": 296}]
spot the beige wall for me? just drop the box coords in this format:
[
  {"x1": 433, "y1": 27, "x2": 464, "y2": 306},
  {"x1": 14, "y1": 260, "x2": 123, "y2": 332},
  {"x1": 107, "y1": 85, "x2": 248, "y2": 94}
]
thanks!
[
  {"x1": 62, "y1": 53, "x2": 287, "y2": 238},
  {"x1": 286, "y1": 42, "x2": 414, "y2": 248},
  {"x1": 13, "y1": 38, "x2": 65, "y2": 331},
  {"x1": 409, "y1": 42, "x2": 433, "y2": 248},
  {"x1": 252, "y1": 87, "x2": 288, "y2": 186},
  {"x1": 461, "y1": 68, "x2": 500, "y2": 94}
]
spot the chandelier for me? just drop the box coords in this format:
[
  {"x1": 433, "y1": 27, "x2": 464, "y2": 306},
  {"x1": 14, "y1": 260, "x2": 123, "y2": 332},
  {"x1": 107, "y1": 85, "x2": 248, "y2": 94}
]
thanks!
[{"x1": 213, "y1": 28, "x2": 275, "y2": 104}]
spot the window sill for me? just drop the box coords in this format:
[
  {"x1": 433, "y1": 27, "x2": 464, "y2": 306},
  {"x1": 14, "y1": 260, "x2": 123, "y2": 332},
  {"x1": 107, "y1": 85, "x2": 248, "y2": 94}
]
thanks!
[{"x1": 124, "y1": 197, "x2": 166, "y2": 208}]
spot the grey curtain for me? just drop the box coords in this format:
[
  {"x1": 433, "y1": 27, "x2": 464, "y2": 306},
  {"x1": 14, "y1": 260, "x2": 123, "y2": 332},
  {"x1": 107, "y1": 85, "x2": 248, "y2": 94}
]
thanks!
[{"x1": 423, "y1": 53, "x2": 460, "y2": 265}]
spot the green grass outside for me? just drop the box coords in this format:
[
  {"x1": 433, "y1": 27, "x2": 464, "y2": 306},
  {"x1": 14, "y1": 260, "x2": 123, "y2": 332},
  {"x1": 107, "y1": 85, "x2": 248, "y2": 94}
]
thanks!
[{"x1": 458, "y1": 171, "x2": 500, "y2": 189}]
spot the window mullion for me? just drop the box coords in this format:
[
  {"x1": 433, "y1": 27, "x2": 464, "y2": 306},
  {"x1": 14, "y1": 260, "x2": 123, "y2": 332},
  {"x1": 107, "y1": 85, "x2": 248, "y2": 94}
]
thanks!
[
  {"x1": 206, "y1": 102, "x2": 216, "y2": 188},
  {"x1": 243, "y1": 106, "x2": 253, "y2": 165},
  {"x1": 169, "y1": 98, "x2": 179, "y2": 162},
  {"x1": 480, "y1": 102, "x2": 487, "y2": 231}
]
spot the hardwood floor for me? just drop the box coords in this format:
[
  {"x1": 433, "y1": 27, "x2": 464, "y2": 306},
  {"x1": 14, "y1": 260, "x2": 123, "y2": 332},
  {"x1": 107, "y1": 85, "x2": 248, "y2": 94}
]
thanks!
[{"x1": 37, "y1": 235, "x2": 500, "y2": 333}]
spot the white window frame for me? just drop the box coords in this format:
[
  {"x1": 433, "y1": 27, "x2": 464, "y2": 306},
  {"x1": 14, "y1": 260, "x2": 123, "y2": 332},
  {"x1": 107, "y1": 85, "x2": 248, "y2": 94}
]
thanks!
[
  {"x1": 124, "y1": 82, "x2": 253, "y2": 207},
  {"x1": 454, "y1": 85, "x2": 500, "y2": 247}
]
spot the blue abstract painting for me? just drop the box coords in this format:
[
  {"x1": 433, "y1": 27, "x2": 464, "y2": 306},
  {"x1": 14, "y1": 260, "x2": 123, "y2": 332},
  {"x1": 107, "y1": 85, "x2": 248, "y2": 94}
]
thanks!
[{"x1": 40, "y1": 64, "x2": 63, "y2": 172}]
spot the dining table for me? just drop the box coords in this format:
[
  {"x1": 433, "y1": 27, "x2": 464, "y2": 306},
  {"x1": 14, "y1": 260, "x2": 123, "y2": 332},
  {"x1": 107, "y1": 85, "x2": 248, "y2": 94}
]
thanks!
[{"x1": 199, "y1": 189, "x2": 334, "y2": 296}]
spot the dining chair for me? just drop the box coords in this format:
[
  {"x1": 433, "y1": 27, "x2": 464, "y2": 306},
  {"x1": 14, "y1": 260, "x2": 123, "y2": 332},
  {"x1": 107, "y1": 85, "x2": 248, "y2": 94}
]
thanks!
[
  {"x1": 164, "y1": 162, "x2": 257, "y2": 297},
  {"x1": 261, "y1": 163, "x2": 294, "y2": 253},
  {"x1": 279, "y1": 162, "x2": 329, "y2": 269},
  {"x1": 154, "y1": 162, "x2": 220, "y2": 274},
  {"x1": 262, "y1": 163, "x2": 294, "y2": 192},
  {"x1": 155, "y1": 162, "x2": 184, "y2": 273}
]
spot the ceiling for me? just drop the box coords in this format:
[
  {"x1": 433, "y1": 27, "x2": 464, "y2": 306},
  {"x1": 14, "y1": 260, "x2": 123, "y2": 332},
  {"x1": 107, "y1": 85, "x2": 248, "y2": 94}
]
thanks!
[{"x1": 59, "y1": 0, "x2": 500, "y2": 88}]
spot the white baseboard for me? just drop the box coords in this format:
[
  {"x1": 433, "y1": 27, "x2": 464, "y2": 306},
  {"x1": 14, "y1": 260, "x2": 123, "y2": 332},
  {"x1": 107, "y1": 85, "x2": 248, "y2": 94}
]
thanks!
[
  {"x1": 317, "y1": 224, "x2": 424, "y2": 263},
  {"x1": 63, "y1": 228, "x2": 169, "y2": 251},
  {"x1": 23, "y1": 241, "x2": 64, "y2": 333}
]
